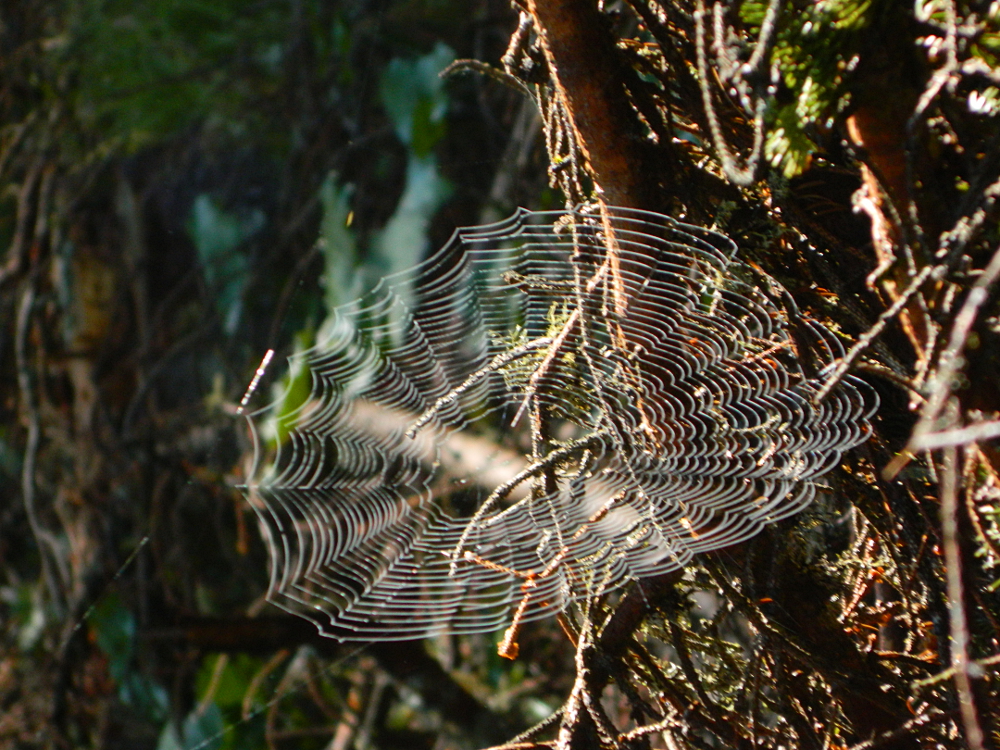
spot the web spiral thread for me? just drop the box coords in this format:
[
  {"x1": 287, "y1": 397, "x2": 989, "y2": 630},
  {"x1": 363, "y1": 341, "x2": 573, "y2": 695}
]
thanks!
[{"x1": 245, "y1": 207, "x2": 875, "y2": 641}]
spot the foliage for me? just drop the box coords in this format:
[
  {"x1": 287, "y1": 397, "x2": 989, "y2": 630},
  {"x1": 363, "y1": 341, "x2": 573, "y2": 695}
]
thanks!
[
  {"x1": 1, "y1": 0, "x2": 523, "y2": 747},
  {"x1": 4, "y1": 0, "x2": 1000, "y2": 748},
  {"x1": 741, "y1": 0, "x2": 872, "y2": 177},
  {"x1": 67, "y1": 0, "x2": 334, "y2": 151}
]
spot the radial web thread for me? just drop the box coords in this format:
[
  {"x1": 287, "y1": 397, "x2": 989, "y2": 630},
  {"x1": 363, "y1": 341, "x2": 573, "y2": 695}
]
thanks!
[{"x1": 245, "y1": 206, "x2": 875, "y2": 641}]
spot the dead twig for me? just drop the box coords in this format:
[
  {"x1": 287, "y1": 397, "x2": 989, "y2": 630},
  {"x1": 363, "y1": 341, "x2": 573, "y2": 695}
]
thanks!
[
  {"x1": 0, "y1": 155, "x2": 44, "y2": 288},
  {"x1": 16, "y1": 284, "x2": 66, "y2": 607},
  {"x1": 442, "y1": 59, "x2": 535, "y2": 98},
  {"x1": 939, "y1": 427, "x2": 986, "y2": 750},
  {"x1": 910, "y1": 420, "x2": 1000, "y2": 451},
  {"x1": 816, "y1": 263, "x2": 937, "y2": 403},
  {"x1": 693, "y1": 0, "x2": 774, "y2": 186},
  {"x1": 408, "y1": 337, "x2": 553, "y2": 437},
  {"x1": 450, "y1": 431, "x2": 605, "y2": 568},
  {"x1": 910, "y1": 243, "x2": 1000, "y2": 446},
  {"x1": 843, "y1": 711, "x2": 938, "y2": 750}
]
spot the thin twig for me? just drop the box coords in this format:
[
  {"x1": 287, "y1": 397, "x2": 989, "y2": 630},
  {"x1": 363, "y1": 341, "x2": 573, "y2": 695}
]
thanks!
[
  {"x1": 0, "y1": 155, "x2": 44, "y2": 288},
  {"x1": 16, "y1": 285, "x2": 65, "y2": 607},
  {"x1": 441, "y1": 58, "x2": 535, "y2": 98},
  {"x1": 940, "y1": 431, "x2": 986, "y2": 750},
  {"x1": 0, "y1": 111, "x2": 37, "y2": 184},
  {"x1": 912, "y1": 651, "x2": 1000, "y2": 690},
  {"x1": 903, "y1": 0, "x2": 958, "y2": 255},
  {"x1": 511, "y1": 307, "x2": 581, "y2": 427},
  {"x1": 482, "y1": 710, "x2": 563, "y2": 750},
  {"x1": 668, "y1": 621, "x2": 728, "y2": 727},
  {"x1": 511, "y1": 233, "x2": 617, "y2": 426},
  {"x1": 693, "y1": 0, "x2": 772, "y2": 186},
  {"x1": 854, "y1": 360, "x2": 925, "y2": 402},
  {"x1": 488, "y1": 492, "x2": 622, "y2": 658},
  {"x1": 619, "y1": 717, "x2": 681, "y2": 742},
  {"x1": 815, "y1": 264, "x2": 937, "y2": 402},
  {"x1": 242, "y1": 649, "x2": 290, "y2": 721},
  {"x1": 407, "y1": 337, "x2": 553, "y2": 437},
  {"x1": 449, "y1": 433, "x2": 605, "y2": 566},
  {"x1": 910, "y1": 243, "x2": 1000, "y2": 445},
  {"x1": 743, "y1": 0, "x2": 782, "y2": 78},
  {"x1": 557, "y1": 616, "x2": 616, "y2": 750},
  {"x1": 910, "y1": 420, "x2": 1000, "y2": 451},
  {"x1": 501, "y1": 11, "x2": 534, "y2": 75},
  {"x1": 843, "y1": 711, "x2": 937, "y2": 750},
  {"x1": 702, "y1": 561, "x2": 833, "y2": 676}
]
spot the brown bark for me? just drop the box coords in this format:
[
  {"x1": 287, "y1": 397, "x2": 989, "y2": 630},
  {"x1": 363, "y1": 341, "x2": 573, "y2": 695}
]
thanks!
[
  {"x1": 844, "y1": 10, "x2": 942, "y2": 373},
  {"x1": 525, "y1": 0, "x2": 668, "y2": 211}
]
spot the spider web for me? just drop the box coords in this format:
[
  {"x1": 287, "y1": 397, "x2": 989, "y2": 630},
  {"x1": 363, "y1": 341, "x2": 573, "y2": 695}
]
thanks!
[{"x1": 244, "y1": 206, "x2": 875, "y2": 641}]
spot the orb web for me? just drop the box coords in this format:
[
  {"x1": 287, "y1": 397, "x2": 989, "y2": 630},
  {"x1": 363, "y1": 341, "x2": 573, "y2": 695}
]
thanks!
[{"x1": 244, "y1": 206, "x2": 875, "y2": 641}]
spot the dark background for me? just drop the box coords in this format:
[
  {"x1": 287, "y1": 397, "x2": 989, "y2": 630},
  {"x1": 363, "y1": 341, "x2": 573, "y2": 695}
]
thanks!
[{"x1": 3, "y1": 1, "x2": 1000, "y2": 749}]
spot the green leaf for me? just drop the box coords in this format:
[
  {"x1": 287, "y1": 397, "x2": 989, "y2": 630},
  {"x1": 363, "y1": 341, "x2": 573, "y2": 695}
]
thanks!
[
  {"x1": 371, "y1": 156, "x2": 452, "y2": 319},
  {"x1": 195, "y1": 654, "x2": 267, "y2": 710},
  {"x1": 267, "y1": 327, "x2": 316, "y2": 448},
  {"x1": 317, "y1": 173, "x2": 360, "y2": 316},
  {"x1": 90, "y1": 592, "x2": 136, "y2": 683},
  {"x1": 182, "y1": 704, "x2": 226, "y2": 750},
  {"x1": 739, "y1": 0, "x2": 770, "y2": 26},
  {"x1": 157, "y1": 704, "x2": 225, "y2": 750},
  {"x1": 13, "y1": 584, "x2": 46, "y2": 650},
  {"x1": 187, "y1": 194, "x2": 264, "y2": 333},
  {"x1": 765, "y1": 105, "x2": 815, "y2": 178},
  {"x1": 379, "y1": 42, "x2": 454, "y2": 156},
  {"x1": 120, "y1": 671, "x2": 169, "y2": 722},
  {"x1": 821, "y1": 0, "x2": 874, "y2": 29},
  {"x1": 90, "y1": 591, "x2": 168, "y2": 720}
]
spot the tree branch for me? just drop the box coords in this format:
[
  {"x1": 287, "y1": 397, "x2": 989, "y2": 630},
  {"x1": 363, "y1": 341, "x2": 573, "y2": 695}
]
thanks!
[{"x1": 525, "y1": 0, "x2": 668, "y2": 211}]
